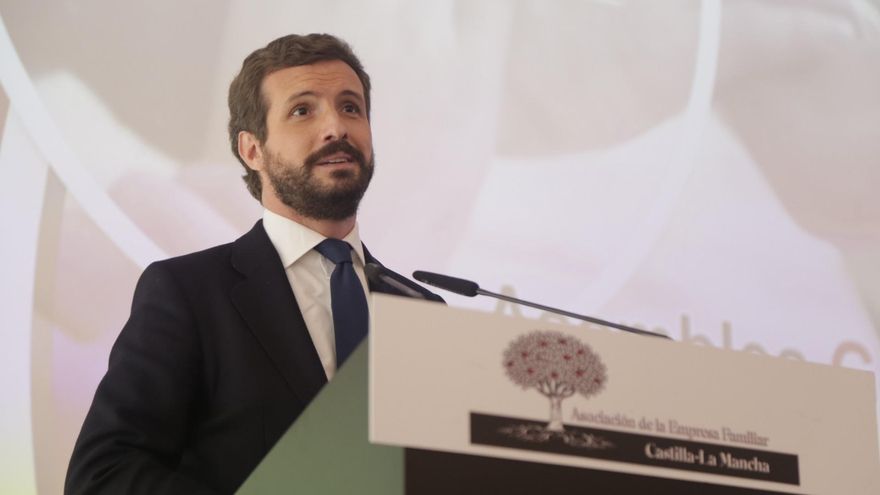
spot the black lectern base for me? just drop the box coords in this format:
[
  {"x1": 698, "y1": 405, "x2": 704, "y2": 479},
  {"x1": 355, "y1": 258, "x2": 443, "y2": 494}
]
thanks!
[{"x1": 405, "y1": 449, "x2": 795, "y2": 495}]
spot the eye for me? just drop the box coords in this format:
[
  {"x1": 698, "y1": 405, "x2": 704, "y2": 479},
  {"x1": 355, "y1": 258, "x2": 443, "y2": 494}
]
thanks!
[
  {"x1": 290, "y1": 105, "x2": 310, "y2": 117},
  {"x1": 341, "y1": 102, "x2": 361, "y2": 115}
]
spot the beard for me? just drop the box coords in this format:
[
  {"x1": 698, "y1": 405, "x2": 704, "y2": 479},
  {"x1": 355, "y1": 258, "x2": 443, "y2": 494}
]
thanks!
[{"x1": 264, "y1": 140, "x2": 374, "y2": 221}]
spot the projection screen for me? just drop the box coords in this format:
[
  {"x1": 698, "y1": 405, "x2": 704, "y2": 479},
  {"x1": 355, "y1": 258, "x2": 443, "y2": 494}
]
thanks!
[{"x1": 0, "y1": 1, "x2": 878, "y2": 493}]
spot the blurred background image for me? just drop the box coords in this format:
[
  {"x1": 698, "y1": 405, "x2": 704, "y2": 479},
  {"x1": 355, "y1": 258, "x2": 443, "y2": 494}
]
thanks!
[{"x1": 1, "y1": 1, "x2": 878, "y2": 493}]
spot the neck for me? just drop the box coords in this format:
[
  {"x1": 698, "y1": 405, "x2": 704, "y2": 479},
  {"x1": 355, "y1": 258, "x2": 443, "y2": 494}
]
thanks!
[{"x1": 264, "y1": 201, "x2": 356, "y2": 239}]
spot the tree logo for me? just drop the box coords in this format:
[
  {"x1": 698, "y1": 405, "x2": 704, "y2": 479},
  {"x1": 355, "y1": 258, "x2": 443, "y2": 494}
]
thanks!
[{"x1": 500, "y1": 330, "x2": 611, "y2": 448}]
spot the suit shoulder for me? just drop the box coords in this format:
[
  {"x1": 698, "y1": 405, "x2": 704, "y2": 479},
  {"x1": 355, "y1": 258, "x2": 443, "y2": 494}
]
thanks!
[{"x1": 138, "y1": 241, "x2": 239, "y2": 295}]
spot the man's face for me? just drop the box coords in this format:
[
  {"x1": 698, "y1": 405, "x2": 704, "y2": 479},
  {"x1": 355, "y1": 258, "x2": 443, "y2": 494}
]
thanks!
[{"x1": 258, "y1": 59, "x2": 374, "y2": 220}]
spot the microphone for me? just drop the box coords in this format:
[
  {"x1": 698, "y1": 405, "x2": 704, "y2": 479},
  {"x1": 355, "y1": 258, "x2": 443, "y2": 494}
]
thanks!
[
  {"x1": 409, "y1": 271, "x2": 479, "y2": 297},
  {"x1": 365, "y1": 263, "x2": 427, "y2": 300},
  {"x1": 412, "y1": 270, "x2": 669, "y2": 339}
]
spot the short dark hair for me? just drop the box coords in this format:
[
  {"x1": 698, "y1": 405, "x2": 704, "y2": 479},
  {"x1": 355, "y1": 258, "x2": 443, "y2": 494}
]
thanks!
[{"x1": 227, "y1": 33, "x2": 371, "y2": 200}]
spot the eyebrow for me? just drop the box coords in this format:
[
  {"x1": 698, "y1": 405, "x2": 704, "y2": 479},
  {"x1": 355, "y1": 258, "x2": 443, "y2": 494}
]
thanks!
[
  {"x1": 286, "y1": 91, "x2": 315, "y2": 104},
  {"x1": 339, "y1": 89, "x2": 365, "y2": 103},
  {"x1": 285, "y1": 89, "x2": 365, "y2": 105}
]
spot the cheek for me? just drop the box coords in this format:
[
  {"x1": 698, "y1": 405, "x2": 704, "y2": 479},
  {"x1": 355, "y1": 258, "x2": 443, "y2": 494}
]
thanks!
[
  {"x1": 269, "y1": 135, "x2": 312, "y2": 160},
  {"x1": 354, "y1": 125, "x2": 373, "y2": 154}
]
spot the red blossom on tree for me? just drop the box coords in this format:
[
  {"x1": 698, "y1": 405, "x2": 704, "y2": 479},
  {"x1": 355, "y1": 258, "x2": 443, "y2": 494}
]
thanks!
[{"x1": 503, "y1": 331, "x2": 606, "y2": 431}]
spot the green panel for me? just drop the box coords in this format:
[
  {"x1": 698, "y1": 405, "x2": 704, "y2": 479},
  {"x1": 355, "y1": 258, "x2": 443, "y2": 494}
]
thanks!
[{"x1": 237, "y1": 343, "x2": 404, "y2": 494}]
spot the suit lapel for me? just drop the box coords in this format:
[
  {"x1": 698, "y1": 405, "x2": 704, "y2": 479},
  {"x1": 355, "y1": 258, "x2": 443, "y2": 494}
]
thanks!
[
  {"x1": 229, "y1": 221, "x2": 327, "y2": 405},
  {"x1": 363, "y1": 245, "x2": 385, "y2": 294},
  {"x1": 363, "y1": 244, "x2": 405, "y2": 295}
]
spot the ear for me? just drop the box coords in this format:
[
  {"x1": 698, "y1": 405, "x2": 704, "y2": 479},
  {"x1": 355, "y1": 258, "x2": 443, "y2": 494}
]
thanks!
[{"x1": 237, "y1": 131, "x2": 265, "y2": 171}]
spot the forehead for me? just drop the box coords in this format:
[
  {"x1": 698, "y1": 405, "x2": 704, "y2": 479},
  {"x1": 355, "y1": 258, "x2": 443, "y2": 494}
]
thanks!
[{"x1": 261, "y1": 59, "x2": 364, "y2": 110}]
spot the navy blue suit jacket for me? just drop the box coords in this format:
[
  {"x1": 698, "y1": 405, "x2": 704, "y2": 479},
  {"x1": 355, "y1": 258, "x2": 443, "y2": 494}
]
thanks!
[{"x1": 65, "y1": 221, "x2": 441, "y2": 494}]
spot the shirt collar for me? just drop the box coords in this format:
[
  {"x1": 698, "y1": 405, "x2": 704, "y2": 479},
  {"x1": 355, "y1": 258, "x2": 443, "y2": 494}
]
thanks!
[{"x1": 262, "y1": 208, "x2": 365, "y2": 268}]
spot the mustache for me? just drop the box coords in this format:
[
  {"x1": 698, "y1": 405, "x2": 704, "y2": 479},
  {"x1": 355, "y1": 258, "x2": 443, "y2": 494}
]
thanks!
[{"x1": 304, "y1": 140, "x2": 367, "y2": 169}]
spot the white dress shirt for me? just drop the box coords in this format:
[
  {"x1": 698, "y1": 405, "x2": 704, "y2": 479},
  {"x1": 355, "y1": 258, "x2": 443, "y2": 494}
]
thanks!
[{"x1": 262, "y1": 209, "x2": 369, "y2": 380}]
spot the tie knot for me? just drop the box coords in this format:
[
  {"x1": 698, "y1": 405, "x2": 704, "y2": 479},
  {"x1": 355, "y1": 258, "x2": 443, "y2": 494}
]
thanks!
[{"x1": 314, "y1": 238, "x2": 354, "y2": 265}]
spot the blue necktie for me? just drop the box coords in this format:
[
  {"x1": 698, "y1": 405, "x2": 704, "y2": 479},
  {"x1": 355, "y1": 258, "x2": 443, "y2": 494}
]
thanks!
[{"x1": 314, "y1": 239, "x2": 369, "y2": 369}]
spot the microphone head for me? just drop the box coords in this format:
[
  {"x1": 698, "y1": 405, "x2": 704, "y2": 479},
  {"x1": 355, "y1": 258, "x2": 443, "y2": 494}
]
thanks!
[
  {"x1": 364, "y1": 262, "x2": 383, "y2": 285},
  {"x1": 366, "y1": 262, "x2": 430, "y2": 300},
  {"x1": 412, "y1": 270, "x2": 479, "y2": 297}
]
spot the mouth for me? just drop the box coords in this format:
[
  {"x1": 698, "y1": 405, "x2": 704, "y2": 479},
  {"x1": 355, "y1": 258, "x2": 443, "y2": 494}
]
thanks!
[
  {"x1": 304, "y1": 140, "x2": 367, "y2": 171},
  {"x1": 315, "y1": 153, "x2": 355, "y2": 166}
]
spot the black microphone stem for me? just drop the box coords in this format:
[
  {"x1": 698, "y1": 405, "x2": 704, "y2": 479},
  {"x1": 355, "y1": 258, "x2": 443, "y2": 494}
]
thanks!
[
  {"x1": 412, "y1": 269, "x2": 669, "y2": 339},
  {"x1": 477, "y1": 288, "x2": 668, "y2": 339}
]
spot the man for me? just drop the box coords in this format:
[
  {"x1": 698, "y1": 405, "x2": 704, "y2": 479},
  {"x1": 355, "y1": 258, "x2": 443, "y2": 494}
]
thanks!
[{"x1": 65, "y1": 33, "x2": 441, "y2": 495}]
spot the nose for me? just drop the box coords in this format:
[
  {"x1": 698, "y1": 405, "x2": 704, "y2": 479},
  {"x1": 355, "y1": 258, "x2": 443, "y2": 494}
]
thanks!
[{"x1": 321, "y1": 110, "x2": 348, "y2": 143}]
